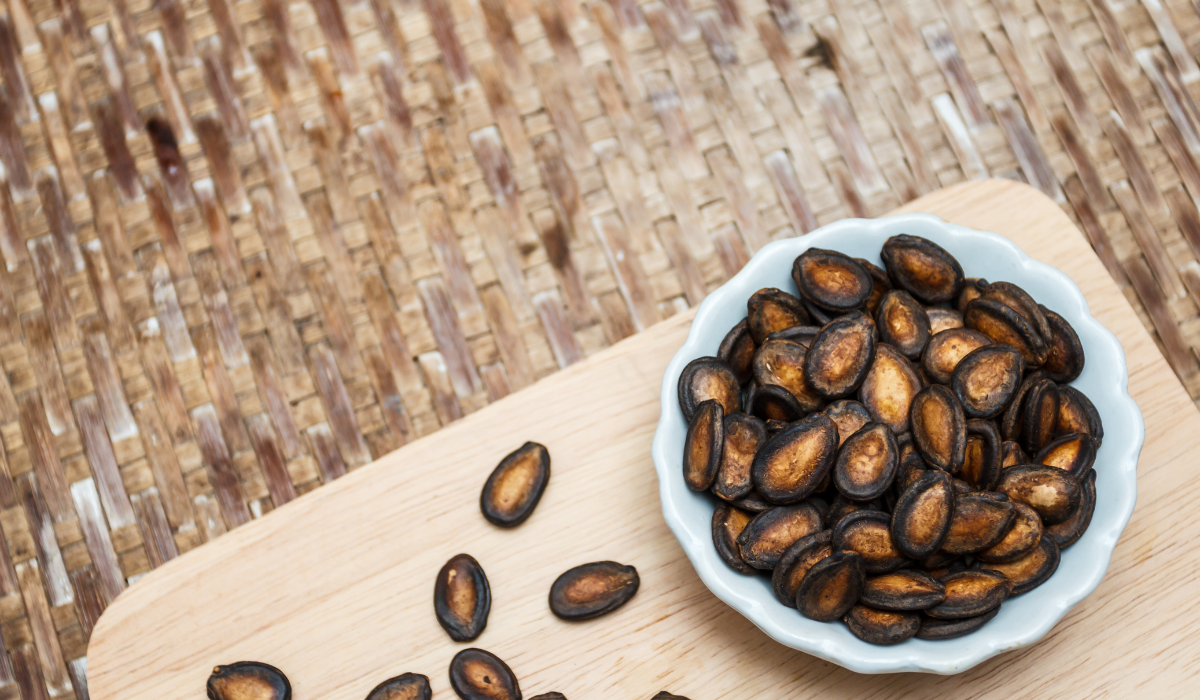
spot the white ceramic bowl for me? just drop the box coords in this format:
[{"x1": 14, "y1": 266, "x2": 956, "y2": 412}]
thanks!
[{"x1": 650, "y1": 214, "x2": 1143, "y2": 674}]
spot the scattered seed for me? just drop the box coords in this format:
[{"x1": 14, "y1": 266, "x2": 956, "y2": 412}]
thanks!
[
  {"x1": 207, "y1": 662, "x2": 290, "y2": 700},
  {"x1": 549, "y1": 562, "x2": 640, "y2": 621},
  {"x1": 366, "y1": 674, "x2": 432, "y2": 700},
  {"x1": 448, "y1": 649, "x2": 520, "y2": 700},
  {"x1": 434, "y1": 554, "x2": 491, "y2": 642}
]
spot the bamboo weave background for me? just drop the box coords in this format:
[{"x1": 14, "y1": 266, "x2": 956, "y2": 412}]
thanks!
[{"x1": 0, "y1": 0, "x2": 1195, "y2": 695}]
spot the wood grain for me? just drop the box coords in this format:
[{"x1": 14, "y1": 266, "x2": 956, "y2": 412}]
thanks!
[{"x1": 89, "y1": 181, "x2": 1199, "y2": 697}]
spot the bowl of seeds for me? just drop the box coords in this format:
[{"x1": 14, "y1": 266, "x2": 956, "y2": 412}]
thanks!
[{"x1": 650, "y1": 213, "x2": 1143, "y2": 674}]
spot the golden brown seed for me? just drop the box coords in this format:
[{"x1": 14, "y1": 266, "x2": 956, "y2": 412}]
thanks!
[
  {"x1": 832, "y1": 510, "x2": 909, "y2": 573},
  {"x1": 718, "y1": 319, "x2": 756, "y2": 383},
  {"x1": 712, "y1": 504, "x2": 756, "y2": 574},
  {"x1": 752, "y1": 414, "x2": 839, "y2": 504},
  {"x1": 753, "y1": 338, "x2": 824, "y2": 411},
  {"x1": 860, "y1": 570, "x2": 946, "y2": 611},
  {"x1": 827, "y1": 495, "x2": 882, "y2": 528},
  {"x1": 998, "y1": 465, "x2": 1081, "y2": 524},
  {"x1": 804, "y1": 312, "x2": 877, "y2": 399},
  {"x1": 890, "y1": 470, "x2": 954, "y2": 559},
  {"x1": 480, "y1": 442, "x2": 551, "y2": 529},
  {"x1": 747, "y1": 288, "x2": 810, "y2": 343},
  {"x1": 449, "y1": 649, "x2": 520, "y2": 700},
  {"x1": 834, "y1": 423, "x2": 899, "y2": 501},
  {"x1": 940, "y1": 495, "x2": 1015, "y2": 555},
  {"x1": 961, "y1": 420, "x2": 1002, "y2": 490},
  {"x1": 926, "y1": 308, "x2": 964, "y2": 335},
  {"x1": 964, "y1": 298, "x2": 1048, "y2": 366},
  {"x1": 793, "y1": 248, "x2": 874, "y2": 311},
  {"x1": 1056, "y1": 385, "x2": 1104, "y2": 444},
  {"x1": 844, "y1": 605, "x2": 921, "y2": 645},
  {"x1": 926, "y1": 570, "x2": 1011, "y2": 619},
  {"x1": 956, "y1": 278, "x2": 988, "y2": 315},
  {"x1": 549, "y1": 561, "x2": 639, "y2": 621},
  {"x1": 748, "y1": 384, "x2": 805, "y2": 423},
  {"x1": 859, "y1": 258, "x2": 893, "y2": 316},
  {"x1": 1035, "y1": 433, "x2": 1097, "y2": 478},
  {"x1": 917, "y1": 607, "x2": 999, "y2": 640},
  {"x1": 1021, "y1": 378, "x2": 1060, "y2": 454},
  {"x1": 738, "y1": 503, "x2": 824, "y2": 569},
  {"x1": 922, "y1": 328, "x2": 991, "y2": 385},
  {"x1": 910, "y1": 385, "x2": 967, "y2": 473},
  {"x1": 207, "y1": 662, "x2": 291, "y2": 700},
  {"x1": 682, "y1": 401, "x2": 723, "y2": 492},
  {"x1": 1001, "y1": 440, "x2": 1029, "y2": 469},
  {"x1": 1001, "y1": 371, "x2": 1046, "y2": 441},
  {"x1": 859, "y1": 344, "x2": 923, "y2": 434},
  {"x1": 714, "y1": 413, "x2": 765, "y2": 501},
  {"x1": 880, "y1": 234, "x2": 965, "y2": 304},
  {"x1": 768, "y1": 325, "x2": 821, "y2": 346},
  {"x1": 529, "y1": 694, "x2": 567, "y2": 700},
  {"x1": 434, "y1": 554, "x2": 491, "y2": 642},
  {"x1": 981, "y1": 536, "x2": 1060, "y2": 595},
  {"x1": 796, "y1": 550, "x2": 864, "y2": 621},
  {"x1": 1045, "y1": 469, "x2": 1096, "y2": 548},
  {"x1": 825, "y1": 400, "x2": 873, "y2": 447},
  {"x1": 366, "y1": 674, "x2": 432, "y2": 700},
  {"x1": 876, "y1": 290, "x2": 931, "y2": 359},
  {"x1": 1040, "y1": 306, "x2": 1085, "y2": 383},
  {"x1": 981, "y1": 281, "x2": 1052, "y2": 344},
  {"x1": 731, "y1": 490, "x2": 773, "y2": 513},
  {"x1": 977, "y1": 502, "x2": 1043, "y2": 563},
  {"x1": 951, "y1": 345, "x2": 1025, "y2": 419},
  {"x1": 677, "y1": 356, "x2": 741, "y2": 421},
  {"x1": 772, "y1": 530, "x2": 833, "y2": 607}
]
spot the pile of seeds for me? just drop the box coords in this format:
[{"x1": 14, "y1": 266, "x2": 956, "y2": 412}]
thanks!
[{"x1": 684, "y1": 234, "x2": 1102, "y2": 645}]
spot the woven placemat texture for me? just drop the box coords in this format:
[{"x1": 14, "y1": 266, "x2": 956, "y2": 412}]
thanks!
[{"x1": 0, "y1": 0, "x2": 1196, "y2": 695}]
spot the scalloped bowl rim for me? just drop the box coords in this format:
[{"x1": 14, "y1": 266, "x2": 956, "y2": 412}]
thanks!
[{"x1": 650, "y1": 213, "x2": 1143, "y2": 674}]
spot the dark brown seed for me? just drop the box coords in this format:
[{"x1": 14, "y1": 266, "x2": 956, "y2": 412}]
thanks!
[
  {"x1": 772, "y1": 530, "x2": 833, "y2": 607},
  {"x1": 843, "y1": 605, "x2": 921, "y2": 645},
  {"x1": 1021, "y1": 379, "x2": 1060, "y2": 453},
  {"x1": 977, "y1": 502, "x2": 1043, "y2": 563},
  {"x1": 207, "y1": 662, "x2": 291, "y2": 700},
  {"x1": 827, "y1": 494, "x2": 882, "y2": 528},
  {"x1": 748, "y1": 384, "x2": 805, "y2": 422},
  {"x1": 881, "y1": 234, "x2": 964, "y2": 304},
  {"x1": 940, "y1": 495, "x2": 1015, "y2": 555},
  {"x1": 752, "y1": 414, "x2": 839, "y2": 504},
  {"x1": 956, "y1": 278, "x2": 989, "y2": 315},
  {"x1": 893, "y1": 452, "x2": 927, "y2": 495},
  {"x1": 754, "y1": 338, "x2": 824, "y2": 411},
  {"x1": 951, "y1": 345, "x2": 1025, "y2": 419},
  {"x1": 1001, "y1": 440, "x2": 1029, "y2": 468},
  {"x1": 834, "y1": 423, "x2": 899, "y2": 501},
  {"x1": 858, "y1": 258, "x2": 893, "y2": 316},
  {"x1": 764, "y1": 418, "x2": 790, "y2": 436},
  {"x1": 961, "y1": 419, "x2": 1002, "y2": 490},
  {"x1": 747, "y1": 287, "x2": 811, "y2": 343},
  {"x1": 1056, "y1": 385, "x2": 1104, "y2": 445},
  {"x1": 922, "y1": 328, "x2": 991, "y2": 385},
  {"x1": 860, "y1": 570, "x2": 945, "y2": 611},
  {"x1": 910, "y1": 385, "x2": 966, "y2": 473},
  {"x1": 549, "y1": 561, "x2": 639, "y2": 621},
  {"x1": 803, "y1": 299, "x2": 835, "y2": 325},
  {"x1": 480, "y1": 442, "x2": 551, "y2": 528},
  {"x1": 529, "y1": 694, "x2": 567, "y2": 700},
  {"x1": 366, "y1": 674, "x2": 432, "y2": 700},
  {"x1": 1035, "y1": 433, "x2": 1096, "y2": 478},
  {"x1": 1001, "y1": 370, "x2": 1047, "y2": 441},
  {"x1": 916, "y1": 607, "x2": 999, "y2": 640},
  {"x1": 678, "y1": 356, "x2": 741, "y2": 421},
  {"x1": 981, "y1": 281, "x2": 1052, "y2": 343},
  {"x1": 449, "y1": 649, "x2": 520, "y2": 700},
  {"x1": 890, "y1": 470, "x2": 954, "y2": 559},
  {"x1": 718, "y1": 319, "x2": 756, "y2": 383},
  {"x1": 876, "y1": 290, "x2": 931, "y2": 359},
  {"x1": 998, "y1": 465, "x2": 1081, "y2": 524},
  {"x1": 1045, "y1": 468, "x2": 1096, "y2": 548},
  {"x1": 981, "y1": 536, "x2": 1060, "y2": 595},
  {"x1": 964, "y1": 298, "x2": 1048, "y2": 366},
  {"x1": 795, "y1": 550, "x2": 864, "y2": 621},
  {"x1": 804, "y1": 312, "x2": 876, "y2": 399},
  {"x1": 1040, "y1": 306, "x2": 1085, "y2": 383},
  {"x1": 926, "y1": 570, "x2": 1011, "y2": 619},
  {"x1": 434, "y1": 554, "x2": 491, "y2": 642},
  {"x1": 926, "y1": 308, "x2": 964, "y2": 335},
  {"x1": 682, "y1": 401, "x2": 723, "y2": 491},
  {"x1": 738, "y1": 502, "x2": 824, "y2": 569},
  {"x1": 793, "y1": 248, "x2": 874, "y2": 311},
  {"x1": 832, "y1": 510, "x2": 909, "y2": 573},
  {"x1": 825, "y1": 400, "x2": 873, "y2": 447},
  {"x1": 730, "y1": 490, "x2": 773, "y2": 513},
  {"x1": 767, "y1": 325, "x2": 821, "y2": 346},
  {"x1": 859, "y1": 344, "x2": 923, "y2": 434},
  {"x1": 650, "y1": 693, "x2": 689, "y2": 700},
  {"x1": 714, "y1": 413, "x2": 765, "y2": 501},
  {"x1": 712, "y1": 504, "x2": 756, "y2": 573}
]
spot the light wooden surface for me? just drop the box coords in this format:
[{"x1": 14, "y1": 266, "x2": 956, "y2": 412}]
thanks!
[{"x1": 88, "y1": 180, "x2": 1200, "y2": 698}]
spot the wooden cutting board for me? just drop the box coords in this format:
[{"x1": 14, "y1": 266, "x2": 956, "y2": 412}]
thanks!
[{"x1": 88, "y1": 180, "x2": 1200, "y2": 698}]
